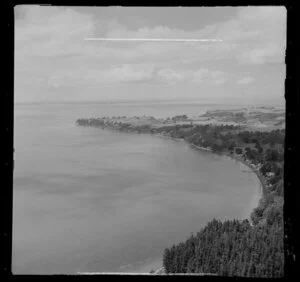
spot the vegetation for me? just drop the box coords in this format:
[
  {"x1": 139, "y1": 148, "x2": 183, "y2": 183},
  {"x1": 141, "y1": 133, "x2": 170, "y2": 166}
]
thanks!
[
  {"x1": 159, "y1": 125, "x2": 284, "y2": 277},
  {"x1": 163, "y1": 218, "x2": 283, "y2": 277}
]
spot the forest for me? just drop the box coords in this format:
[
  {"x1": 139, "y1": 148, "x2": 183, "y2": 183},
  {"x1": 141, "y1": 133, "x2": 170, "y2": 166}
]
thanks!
[{"x1": 161, "y1": 125, "x2": 284, "y2": 277}]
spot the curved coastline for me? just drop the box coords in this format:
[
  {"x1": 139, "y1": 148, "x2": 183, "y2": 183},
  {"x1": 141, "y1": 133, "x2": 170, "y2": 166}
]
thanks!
[
  {"x1": 154, "y1": 133, "x2": 264, "y2": 201},
  {"x1": 120, "y1": 131, "x2": 265, "y2": 274},
  {"x1": 143, "y1": 134, "x2": 265, "y2": 275},
  {"x1": 76, "y1": 119, "x2": 269, "y2": 274},
  {"x1": 190, "y1": 143, "x2": 264, "y2": 198}
]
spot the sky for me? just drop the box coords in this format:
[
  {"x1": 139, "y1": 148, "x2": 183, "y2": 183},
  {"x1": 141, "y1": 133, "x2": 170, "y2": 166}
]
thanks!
[{"x1": 14, "y1": 6, "x2": 286, "y2": 104}]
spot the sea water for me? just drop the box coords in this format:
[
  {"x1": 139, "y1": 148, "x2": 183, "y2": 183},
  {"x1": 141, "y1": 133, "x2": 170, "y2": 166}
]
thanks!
[{"x1": 12, "y1": 101, "x2": 260, "y2": 274}]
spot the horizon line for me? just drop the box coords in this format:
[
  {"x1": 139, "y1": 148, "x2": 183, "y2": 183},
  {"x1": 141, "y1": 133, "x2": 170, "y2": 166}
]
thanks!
[
  {"x1": 84, "y1": 38, "x2": 223, "y2": 42},
  {"x1": 15, "y1": 99, "x2": 284, "y2": 106}
]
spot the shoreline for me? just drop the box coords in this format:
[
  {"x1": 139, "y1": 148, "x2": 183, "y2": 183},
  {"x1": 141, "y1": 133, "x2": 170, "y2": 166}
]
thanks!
[
  {"x1": 77, "y1": 123, "x2": 267, "y2": 275},
  {"x1": 154, "y1": 134, "x2": 264, "y2": 199},
  {"x1": 125, "y1": 133, "x2": 265, "y2": 275},
  {"x1": 147, "y1": 134, "x2": 265, "y2": 274}
]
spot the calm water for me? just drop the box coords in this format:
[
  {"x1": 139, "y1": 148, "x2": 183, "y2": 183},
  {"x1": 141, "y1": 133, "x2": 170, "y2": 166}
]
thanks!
[{"x1": 13, "y1": 102, "x2": 260, "y2": 274}]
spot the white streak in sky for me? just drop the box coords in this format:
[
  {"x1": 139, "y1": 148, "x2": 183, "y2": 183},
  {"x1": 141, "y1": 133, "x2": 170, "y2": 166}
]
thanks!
[{"x1": 84, "y1": 38, "x2": 223, "y2": 42}]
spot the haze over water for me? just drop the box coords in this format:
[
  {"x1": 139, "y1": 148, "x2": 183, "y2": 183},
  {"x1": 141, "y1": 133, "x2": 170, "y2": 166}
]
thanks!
[{"x1": 13, "y1": 101, "x2": 261, "y2": 274}]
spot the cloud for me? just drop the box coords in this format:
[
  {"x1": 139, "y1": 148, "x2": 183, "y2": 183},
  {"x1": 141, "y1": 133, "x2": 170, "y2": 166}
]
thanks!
[
  {"x1": 156, "y1": 68, "x2": 185, "y2": 84},
  {"x1": 103, "y1": 65, "x2": 154, "y2": 83},
  {"x1": 238, "y1": 44, "x2": 285, "y2": 65},
  {"x1": 15, "y1": 6, "x2": 286, "y2": 62},
  {"x1": 15, "y1": 6, "x2": 95, "y2": 59},
  {"x1": 106, "y1": 24, "x2": 217, "y2": 40},
  {"x1": 236, "y1": 7, "x2": 286, "y2": 65},
  {"x1": 14, "y1": 6, "x2": 286, "y2": 102},
  {"x1": 15, "y1": 6, "x2": 286, "y2": 65},
  {"x1": 237, "y1": 76, "x2": 255, "y2": 85},
  {"x1": 100, "y1": 6, "x2": 286, "y2": 65},
  {"x1": 45, "y1": 64, "x2": 155, "y2": 87},
  {"x1": 192, "y1": 68, "x2": 227, "y2": 85}
]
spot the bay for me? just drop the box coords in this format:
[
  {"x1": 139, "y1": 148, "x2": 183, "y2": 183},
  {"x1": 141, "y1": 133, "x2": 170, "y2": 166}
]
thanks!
[{"x1": 12, "y1": 101, "x2": 260, "y2": 274}]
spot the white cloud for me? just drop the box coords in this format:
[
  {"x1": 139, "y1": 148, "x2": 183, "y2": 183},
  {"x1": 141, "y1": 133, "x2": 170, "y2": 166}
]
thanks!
[
  {"x1": 103, "y1": 64, "x2": 154, "y2": 83},
  {"x1": 192, "y1": 68, "x2": 227, "y2": 85},
  {"x1": 101, "y1": 6, "x2": 286, "y2": 65},
  {"x1": 238, "y1": 44, "x2": 285, "y2": 65},
  {"x1": 106, "y1": 24, "x2": 216, "y2": 40},
  {"x1": 14, "y1": 6, "x2": 286, "y2": 102},
  {"x1": 15, "y1": 6, "x2": 286, "y2": 65},
  {"x1": 237, "y1": 76, "x2": 255, "y2": 85},
  {"x1": 45, "y1": 64, "x2": 155, "y2": 86},
  {"x1": 215, "y1": 78, "x2": 228, "y2": 85},
  {"x1": 156, "y1": 68, "x2": 185, "y2": 84}
]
